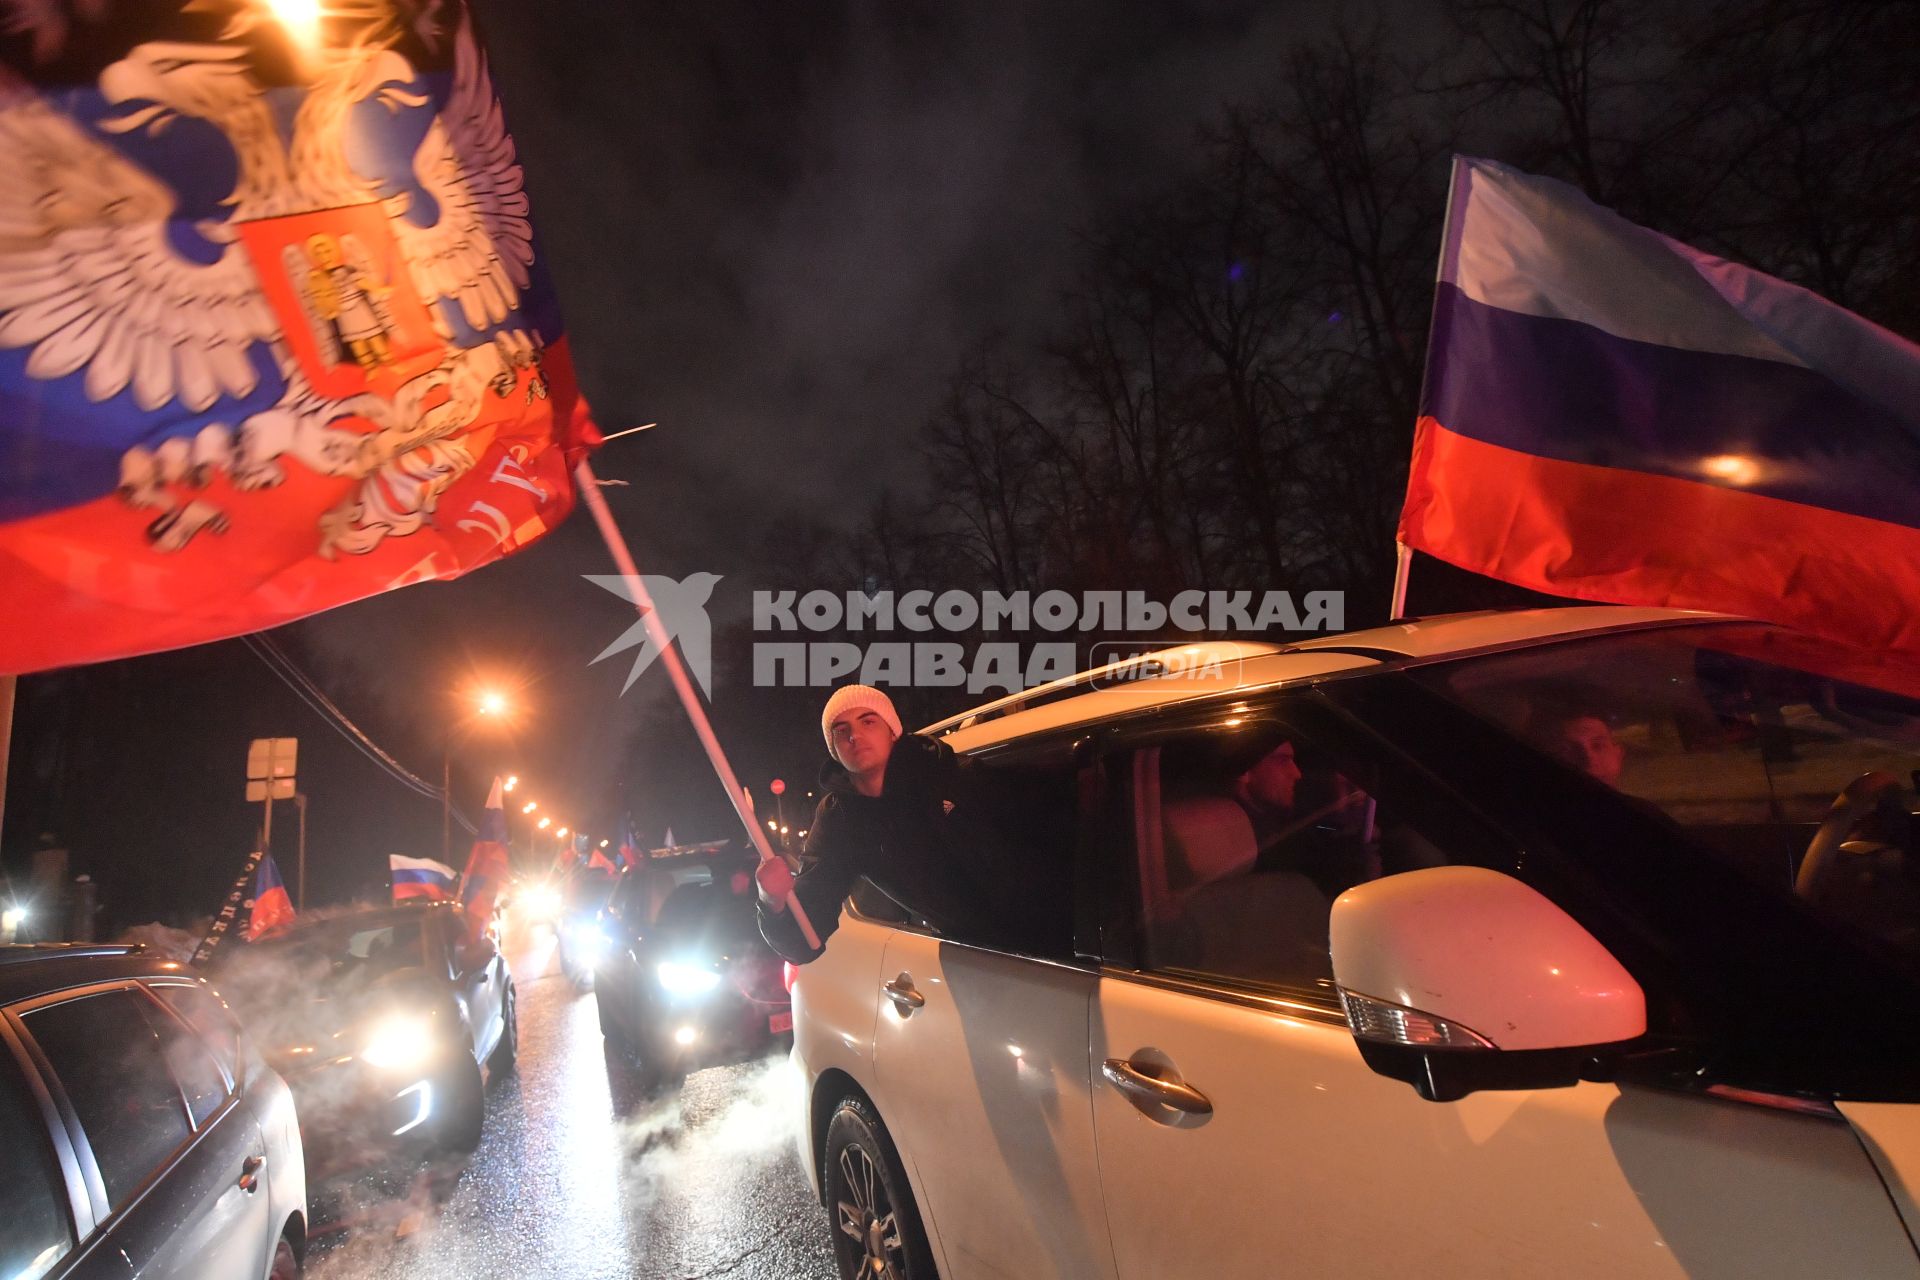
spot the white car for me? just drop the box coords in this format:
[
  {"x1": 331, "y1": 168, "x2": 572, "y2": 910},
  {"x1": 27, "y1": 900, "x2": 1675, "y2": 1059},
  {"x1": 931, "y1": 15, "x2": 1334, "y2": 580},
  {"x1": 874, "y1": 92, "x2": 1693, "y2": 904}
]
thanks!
[{"x1": 790, "y1": 606, "x2": 1920, "y2": 1279}]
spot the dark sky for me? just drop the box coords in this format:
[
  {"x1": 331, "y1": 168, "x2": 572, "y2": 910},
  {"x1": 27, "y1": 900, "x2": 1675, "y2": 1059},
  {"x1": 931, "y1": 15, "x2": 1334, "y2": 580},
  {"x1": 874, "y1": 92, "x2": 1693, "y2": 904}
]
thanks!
[
  {"x1": 5, "y1": 0, "x2": 1441, "y2": 927},
  {"x1": 474, "y1": 0, "x2": 1362, "y2": 557}
]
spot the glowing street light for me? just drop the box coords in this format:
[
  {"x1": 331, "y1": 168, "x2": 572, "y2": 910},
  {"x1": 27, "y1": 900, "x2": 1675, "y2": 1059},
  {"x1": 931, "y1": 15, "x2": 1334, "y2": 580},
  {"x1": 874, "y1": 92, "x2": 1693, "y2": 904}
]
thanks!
[
  {"x1": 537, "y1": 817, "x2": 551, "y2": 830},
  {"x1": 504, "y1": 776, "x2": 518, "y2": 792},
  {"x1": 556, "y1": 827, "x2": 569, "y2": 839},
  {"x1": 599, "y1": 839, "x2": 610, "y2": 848},
  {"x1": 444, "y1": 682, "x2": 521, "y2": 863},
  {"x1": 522, "y1": 801, "x2": 537, "y2": 814}
]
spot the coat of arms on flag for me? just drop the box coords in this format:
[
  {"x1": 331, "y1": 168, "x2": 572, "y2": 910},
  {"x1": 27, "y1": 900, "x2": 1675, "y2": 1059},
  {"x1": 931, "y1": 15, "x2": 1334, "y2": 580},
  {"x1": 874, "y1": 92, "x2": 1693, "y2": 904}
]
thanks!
[{"x1": 0, "y1": 1, "x2": 597, "y2": 674}]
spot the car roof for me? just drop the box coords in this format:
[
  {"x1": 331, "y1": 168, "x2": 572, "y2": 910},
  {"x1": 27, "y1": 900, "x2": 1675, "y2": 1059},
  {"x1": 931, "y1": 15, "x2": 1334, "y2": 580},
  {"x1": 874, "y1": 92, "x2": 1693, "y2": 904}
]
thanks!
[
  {"x1": 0, "y1": 945, "x2": 200, "y2": 1006},
  {"x1": 930, "y1": 605, "x2": 1735, "y2": 754}
]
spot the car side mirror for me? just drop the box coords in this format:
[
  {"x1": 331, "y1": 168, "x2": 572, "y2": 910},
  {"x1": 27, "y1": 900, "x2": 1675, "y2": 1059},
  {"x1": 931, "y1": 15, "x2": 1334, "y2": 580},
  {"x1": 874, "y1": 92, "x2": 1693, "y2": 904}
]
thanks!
[{"x1": 1330, "y1": 866, "x2": 1645, "y2": 1102}]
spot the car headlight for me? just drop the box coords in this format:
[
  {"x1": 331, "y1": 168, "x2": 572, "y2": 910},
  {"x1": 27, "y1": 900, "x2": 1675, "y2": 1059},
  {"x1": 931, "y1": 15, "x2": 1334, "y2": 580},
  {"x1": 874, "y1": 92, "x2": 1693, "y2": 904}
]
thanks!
[
  {"x1": 523, "y1": 884, "x2": 563, "y2": 918},
  {"x1": 656, "y1": 961, "x2": 723, "y2": 996},
  {"x1": 573, "y1": 924, "x2": 611, "y2": 966},
  {"x1": 360, "y1": 1015, "x2": 436, "y2": 1071}
]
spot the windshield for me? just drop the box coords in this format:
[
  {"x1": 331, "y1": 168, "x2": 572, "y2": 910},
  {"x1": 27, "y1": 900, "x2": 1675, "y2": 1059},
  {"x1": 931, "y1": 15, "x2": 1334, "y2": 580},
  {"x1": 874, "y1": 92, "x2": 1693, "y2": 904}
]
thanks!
[
  {"x1": 654, "y1": 880, "x2": 759, "y2": 949},
  {"x1": 1417, "y1": 623, "x2": 1920, "y2": 961},
  {"x1": 247, "y1": 917, "x2": 430, "y2": 986}
]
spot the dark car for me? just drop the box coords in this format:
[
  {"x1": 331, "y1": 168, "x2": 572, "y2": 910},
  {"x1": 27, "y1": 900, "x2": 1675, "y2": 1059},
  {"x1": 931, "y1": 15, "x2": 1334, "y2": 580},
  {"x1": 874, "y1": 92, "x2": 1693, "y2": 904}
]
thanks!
[
  {"x1": 555, "y1": 870, "x2": 620, "y2": 990},
  {"x1": 0, "y1": 943, "x2": 307, "y2": 1280},
  {"x1": 214, "y1": 902, "x2": 515, "y2": 1176},
  {"x1": 593, "y1": 853, "x2": 791, "y2": 1084}
]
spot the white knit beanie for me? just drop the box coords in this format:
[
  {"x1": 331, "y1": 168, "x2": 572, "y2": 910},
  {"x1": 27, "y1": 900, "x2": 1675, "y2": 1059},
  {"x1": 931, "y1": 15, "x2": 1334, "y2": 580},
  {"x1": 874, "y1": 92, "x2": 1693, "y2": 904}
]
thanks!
[{"x1": 821, "y1": 684, "x2": 903, "y2": 757}]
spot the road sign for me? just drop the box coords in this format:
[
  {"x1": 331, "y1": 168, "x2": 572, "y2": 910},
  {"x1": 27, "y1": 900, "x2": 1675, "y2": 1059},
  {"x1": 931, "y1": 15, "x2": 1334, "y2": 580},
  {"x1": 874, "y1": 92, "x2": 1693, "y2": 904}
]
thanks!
[
  {"x1": 246, "y1": 738, "x2": 298, "y2": 782},
  {"x1": 245, "y1": 778, "x2": 297, "y2": 802},
  {"x1": 770, "y1": 778, "x2": 786, "y2": 796}
]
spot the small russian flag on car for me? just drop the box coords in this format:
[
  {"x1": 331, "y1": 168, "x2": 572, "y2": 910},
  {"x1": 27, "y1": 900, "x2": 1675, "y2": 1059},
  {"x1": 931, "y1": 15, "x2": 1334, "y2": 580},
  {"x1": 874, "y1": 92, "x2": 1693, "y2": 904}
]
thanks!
[{"x1": 390, "y1": 855, "x2": 459, "y2": 903}]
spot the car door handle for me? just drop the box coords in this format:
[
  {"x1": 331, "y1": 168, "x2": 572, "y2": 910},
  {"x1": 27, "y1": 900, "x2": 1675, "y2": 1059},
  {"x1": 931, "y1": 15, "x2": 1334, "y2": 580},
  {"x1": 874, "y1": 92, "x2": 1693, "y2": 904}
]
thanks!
[
  {"x1": 1102, "y1": 1059, "x2": 1213, "y2": 1116},
  {"x1": 883, "y1": 974, "x2": 925, "y2": 1014},
  {"x1": 238, "y1": 1154, "x2": 265, "y2": 1193}
]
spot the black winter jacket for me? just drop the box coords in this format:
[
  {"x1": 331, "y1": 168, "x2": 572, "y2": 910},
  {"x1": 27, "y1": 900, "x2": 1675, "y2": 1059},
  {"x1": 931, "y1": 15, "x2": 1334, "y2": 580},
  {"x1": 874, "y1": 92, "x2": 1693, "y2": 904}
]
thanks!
[{"x1": 756, "y1": 733, "x2": 1070, "y2": 963}]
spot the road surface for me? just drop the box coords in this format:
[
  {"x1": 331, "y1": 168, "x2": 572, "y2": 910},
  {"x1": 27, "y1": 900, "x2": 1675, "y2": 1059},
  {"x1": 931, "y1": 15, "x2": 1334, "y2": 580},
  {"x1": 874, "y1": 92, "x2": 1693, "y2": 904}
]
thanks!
[{"x1": 306, "y1": 922, "x2": 840, "y2": 1280}]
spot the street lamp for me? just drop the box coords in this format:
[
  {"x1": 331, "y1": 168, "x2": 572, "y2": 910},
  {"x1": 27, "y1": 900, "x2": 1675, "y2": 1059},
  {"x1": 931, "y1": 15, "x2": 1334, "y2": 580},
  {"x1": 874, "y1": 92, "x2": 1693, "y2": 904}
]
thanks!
[{"x1": 443, "y1": 686, "x2": 515, "y2": 864}]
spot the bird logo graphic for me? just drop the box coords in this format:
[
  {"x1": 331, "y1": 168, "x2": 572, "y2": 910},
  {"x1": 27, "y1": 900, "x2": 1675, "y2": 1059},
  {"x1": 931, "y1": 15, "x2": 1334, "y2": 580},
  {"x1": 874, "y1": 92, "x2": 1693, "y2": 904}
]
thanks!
[{"x1": 586, "y1": 572, "x2": 723, "y2": 697}]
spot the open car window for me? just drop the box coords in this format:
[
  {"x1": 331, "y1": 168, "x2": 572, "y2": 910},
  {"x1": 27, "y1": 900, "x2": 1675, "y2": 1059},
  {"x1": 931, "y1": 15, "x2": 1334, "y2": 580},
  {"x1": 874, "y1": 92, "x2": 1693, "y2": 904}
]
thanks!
[
  {"x1": 1416, "y1": 623, "x2": 1920, "y2": 960},
  {"x1": 1102, "y1": 706, "x2": 1510, "y2": 998}
]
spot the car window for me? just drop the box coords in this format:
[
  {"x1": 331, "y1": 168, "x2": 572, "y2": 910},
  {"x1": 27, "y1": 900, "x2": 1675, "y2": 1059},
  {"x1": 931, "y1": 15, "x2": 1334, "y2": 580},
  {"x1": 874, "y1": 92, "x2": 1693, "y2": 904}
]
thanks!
[
  {"x1": 0, "y1": 1053, "x2": 74, "y2": 1280},
  {"x1": 137, "y1": 998, "x2": 230, "y2": 1129},
  {"x1": 637, "y1": 864, "x2": 712, "y2": 925},
  {"x1": 1107, "y1": 708, "x2": 1501, "y2": 996},
  {"x1": 247, "y1": 917, "x2": 430, "y2": 992},
  {"x1": 1414, "y1": 624, "x2": 1920, "y2": 958},
  {"x1": 654, "y1": 880, "x2": 758, "y2": 945},
  {"x1": 23, "y1": 989, "x2": 193, "y2": 1208},
  {"x1": 150, "y1": 983, "x2": 243, "y2": 1087},
  {"x1": 919, "y1": 746, "x2": 1078, "y2": 957},
  {"x1": 848, "y1": 877, "x2": 917, "y2": 926}
]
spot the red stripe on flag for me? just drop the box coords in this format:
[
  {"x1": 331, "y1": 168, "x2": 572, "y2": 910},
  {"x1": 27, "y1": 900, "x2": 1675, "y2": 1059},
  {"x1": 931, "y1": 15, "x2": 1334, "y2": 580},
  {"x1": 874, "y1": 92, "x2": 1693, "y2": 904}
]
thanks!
[
  {"x1": 1398, "y1": 416, "x2": 1920, "y2": 653},
  {"x1": 0, "y1": 336, "x2": 596, "y2": 676}
]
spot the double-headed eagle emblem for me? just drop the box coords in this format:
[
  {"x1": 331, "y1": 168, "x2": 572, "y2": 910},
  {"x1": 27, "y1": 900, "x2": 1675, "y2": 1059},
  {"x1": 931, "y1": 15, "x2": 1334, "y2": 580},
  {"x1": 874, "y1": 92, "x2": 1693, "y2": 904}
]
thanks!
[{"x1": 0, "y1": 2, "x2": 546, "y2": 556}]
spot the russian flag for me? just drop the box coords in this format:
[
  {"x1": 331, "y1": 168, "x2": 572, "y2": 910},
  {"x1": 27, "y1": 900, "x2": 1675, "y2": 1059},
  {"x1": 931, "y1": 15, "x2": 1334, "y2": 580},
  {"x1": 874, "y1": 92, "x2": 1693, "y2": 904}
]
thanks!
[
  {"x1": 1400, "y1": 157, "x2": 1920, "y2": 652},
  {"x1": 245, "y1": 854, "x2": 296, "y2": 941},
  {"x1": 460, "y1": 777, "x2": 511, "y2": 939},
  {"x1": 391, "y1": 854, "x2": 459, "y2": 903}
]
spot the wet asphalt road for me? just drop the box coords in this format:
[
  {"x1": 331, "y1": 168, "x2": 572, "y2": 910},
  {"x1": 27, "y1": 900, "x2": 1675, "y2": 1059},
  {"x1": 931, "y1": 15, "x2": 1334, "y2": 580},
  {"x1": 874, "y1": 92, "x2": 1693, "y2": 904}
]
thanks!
[{"x1": 305, "y1": 924, "x2": 840, "y2": 1280}]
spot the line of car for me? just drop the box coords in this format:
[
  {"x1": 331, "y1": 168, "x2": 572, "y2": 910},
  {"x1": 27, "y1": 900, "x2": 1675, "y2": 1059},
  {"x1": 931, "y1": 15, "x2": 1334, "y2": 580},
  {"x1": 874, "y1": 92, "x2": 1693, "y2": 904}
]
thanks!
[
  {"x1": 0, "y1": 899, "x2": 517, "y2": 1280},
  {"x1": 20, "y1": 602, "x2": 1920, "y2": 1280}
]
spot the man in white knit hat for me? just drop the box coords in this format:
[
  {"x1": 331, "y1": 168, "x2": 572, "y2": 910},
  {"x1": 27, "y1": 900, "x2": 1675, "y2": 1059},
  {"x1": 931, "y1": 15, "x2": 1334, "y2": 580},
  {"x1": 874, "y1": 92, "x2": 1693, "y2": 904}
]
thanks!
[
  {"x1": 756, "y1": 683, "x2": 1069, "y2": 963},
  {"x1": 816, "y1": 683, "x2": 904, "y2": 797}
]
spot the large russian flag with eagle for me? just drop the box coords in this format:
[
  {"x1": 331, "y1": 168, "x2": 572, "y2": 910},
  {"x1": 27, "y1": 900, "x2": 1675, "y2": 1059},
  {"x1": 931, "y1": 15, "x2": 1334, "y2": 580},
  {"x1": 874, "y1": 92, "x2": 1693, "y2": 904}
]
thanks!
[
  {"x1": 0, "y1": 0, "x2": 597, "y2": 673},
  {"x1": 1400, "y1": 156, "x2": 1920, "y2": 652}
]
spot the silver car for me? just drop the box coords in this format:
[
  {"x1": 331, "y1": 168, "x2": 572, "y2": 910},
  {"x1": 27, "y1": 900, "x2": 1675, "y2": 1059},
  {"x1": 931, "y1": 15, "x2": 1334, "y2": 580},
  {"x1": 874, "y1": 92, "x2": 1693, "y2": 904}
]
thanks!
[{"x1": 0, "y1": 943, "x2": 308, "y2": 1279}]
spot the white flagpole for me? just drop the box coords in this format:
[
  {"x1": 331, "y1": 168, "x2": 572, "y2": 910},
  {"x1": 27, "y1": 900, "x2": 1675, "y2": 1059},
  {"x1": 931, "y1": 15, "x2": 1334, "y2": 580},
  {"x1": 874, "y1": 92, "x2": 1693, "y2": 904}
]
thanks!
[
  {"x1": 573, "y1": 459, "x2": 823, "y2": 951},
  {"x1": 1389, "y1": 540, "x2": 1414, "y2": 621}
]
